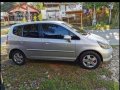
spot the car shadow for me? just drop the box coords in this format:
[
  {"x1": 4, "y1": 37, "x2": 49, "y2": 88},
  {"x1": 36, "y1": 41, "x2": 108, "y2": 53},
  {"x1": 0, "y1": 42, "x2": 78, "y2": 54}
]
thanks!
[
  {"x1": 2, "y1": 59, "x2": 103, "y2": 70},
  {"x1": 1, "y1": 59, "x2": 79, "y2": 67},
  {"x1": 28, "y1": 59, "x2": 79, "y2": 67}
]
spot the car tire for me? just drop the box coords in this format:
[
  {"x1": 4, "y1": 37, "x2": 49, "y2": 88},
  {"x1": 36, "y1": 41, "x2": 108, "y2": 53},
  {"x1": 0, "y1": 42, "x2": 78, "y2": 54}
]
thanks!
[
  {"x1": 78, "y1": 51, "x2": 101, "y2": 69},
  {"x1": 11, "y1": 50, "x2": 26, "y2": 65}
]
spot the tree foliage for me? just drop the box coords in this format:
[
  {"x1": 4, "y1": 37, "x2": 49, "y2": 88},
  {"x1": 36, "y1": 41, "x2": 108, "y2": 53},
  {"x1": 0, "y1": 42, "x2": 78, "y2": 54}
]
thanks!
[
  {"x1": 111, "y1": 2, "x2": 119, "y2": 28},
  {"x1": 38, "y1": 14, "x2": 42, "y2": 21},
  {"x1": 22, "y1": 17, "x2": 27, "y2": 22},
  {"x1": 1, "y1": 2, "x2": 16, "y2": 12},
  {"x1": 33, "y1": 15, "x2": 37, "y2": 21},
  {"x1": 34, "y1": 2, "x2": 45, "y2": 10},
  {"x1": 83, "y1": 2, "x2": 110, "y2": 9}
]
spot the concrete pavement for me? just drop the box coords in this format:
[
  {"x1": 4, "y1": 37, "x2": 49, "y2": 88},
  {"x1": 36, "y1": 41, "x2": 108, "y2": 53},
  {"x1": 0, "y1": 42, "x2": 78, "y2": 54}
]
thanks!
[
  {"x1": 85, "y1": 29, "x2": 119, "y2": 45},
  {"x1": 1, "y1": 35, "x2": 7, "y2": 45}
]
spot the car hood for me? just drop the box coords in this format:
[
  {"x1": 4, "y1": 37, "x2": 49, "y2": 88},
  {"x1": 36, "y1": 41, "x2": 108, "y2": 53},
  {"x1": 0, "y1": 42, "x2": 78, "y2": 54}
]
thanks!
[{"x1": 84, "y1": 33, "x2": 109, "y2": 44}]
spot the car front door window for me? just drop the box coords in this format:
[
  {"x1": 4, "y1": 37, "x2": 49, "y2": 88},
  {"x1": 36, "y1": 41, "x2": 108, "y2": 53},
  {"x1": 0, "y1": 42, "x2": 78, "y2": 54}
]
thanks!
[{"x1": 42, "y1": 24, "x2": 69, "y2": 39}]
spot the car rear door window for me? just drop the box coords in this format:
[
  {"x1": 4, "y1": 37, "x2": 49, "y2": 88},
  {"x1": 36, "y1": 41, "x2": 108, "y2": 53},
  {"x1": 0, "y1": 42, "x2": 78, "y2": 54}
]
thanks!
[{"x1": 23, "y1": 24, "x2": 39, "y2": 38}]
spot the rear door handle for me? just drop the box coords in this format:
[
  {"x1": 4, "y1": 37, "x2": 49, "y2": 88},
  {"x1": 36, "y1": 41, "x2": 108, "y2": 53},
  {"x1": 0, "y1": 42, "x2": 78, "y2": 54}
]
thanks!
[
  {"x1": 20, "y1": 41, "x2": 23, "y2": 44},
  {"x1": 45, "y1": 42, "x2": 50, "y2": 44}
]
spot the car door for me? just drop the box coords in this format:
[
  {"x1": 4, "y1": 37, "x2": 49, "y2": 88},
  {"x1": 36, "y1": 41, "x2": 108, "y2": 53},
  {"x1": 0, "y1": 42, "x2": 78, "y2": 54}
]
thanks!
[
  {"x1": 21, "y1": 23, "x2": 44, "y2": 59},
  {"x1": 40, "y1": 23, "x2": 78, "y2": 61}
]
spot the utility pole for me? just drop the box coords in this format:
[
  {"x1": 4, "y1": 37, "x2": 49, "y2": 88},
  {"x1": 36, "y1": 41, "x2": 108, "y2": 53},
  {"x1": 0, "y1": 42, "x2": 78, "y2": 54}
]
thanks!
[
  {"x1": 92, "y1": 3, "x2": 96, "y2": 26},
  {"x1": 27, "y1": 2, "x2": 31, "y2": 22},
  {"x1": 109, "y1": 3, "x2": 113, "y2": 24}
]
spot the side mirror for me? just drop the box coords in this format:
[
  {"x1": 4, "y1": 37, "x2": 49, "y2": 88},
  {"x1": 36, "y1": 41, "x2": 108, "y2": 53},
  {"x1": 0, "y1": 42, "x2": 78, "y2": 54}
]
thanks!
[{"x1": 64, "y1": 35, "x2": 71, "y2": 42}]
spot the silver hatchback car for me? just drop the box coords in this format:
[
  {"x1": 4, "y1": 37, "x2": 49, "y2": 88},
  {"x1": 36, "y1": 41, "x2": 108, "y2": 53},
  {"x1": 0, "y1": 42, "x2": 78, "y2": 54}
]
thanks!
[{"x1": 7, "y1": 21, "x2": 113, "y2": 69}]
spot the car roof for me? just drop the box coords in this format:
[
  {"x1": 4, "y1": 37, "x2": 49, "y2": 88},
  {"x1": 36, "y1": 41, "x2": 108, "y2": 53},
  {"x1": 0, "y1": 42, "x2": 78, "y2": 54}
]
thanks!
[{"x1": 11, "y1": 21, "x2": 65, "y2": 27}]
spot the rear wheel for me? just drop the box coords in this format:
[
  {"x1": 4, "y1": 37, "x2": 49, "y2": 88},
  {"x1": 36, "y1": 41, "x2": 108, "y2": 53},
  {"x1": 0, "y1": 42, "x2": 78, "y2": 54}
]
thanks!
[
  {"x1": 11, "y1": 50, "x2": 26, "y2": 65},
  {"x1": 78, "y1": 51, "x2": 101, "y2": 69}
]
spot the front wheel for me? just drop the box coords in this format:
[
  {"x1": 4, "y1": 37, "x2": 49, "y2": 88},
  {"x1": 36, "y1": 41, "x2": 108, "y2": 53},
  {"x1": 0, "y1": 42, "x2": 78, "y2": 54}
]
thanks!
[
  {"x1": 78, "y1": 51, "x2": 101, "y2": 69},
  {"x1": 11, "y1": 50, "x2": 26, "y2": 65}
]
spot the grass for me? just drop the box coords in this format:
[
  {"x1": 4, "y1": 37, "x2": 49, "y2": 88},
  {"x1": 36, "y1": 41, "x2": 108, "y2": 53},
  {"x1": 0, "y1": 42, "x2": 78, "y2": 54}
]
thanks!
[
  {"x1": 1, "y1": 46, "x2": 8, "y2": 60},
  {"x1": 111, "y1": 45, "x2": 119, "y2": 48},
  {"x1": 40, "y1": 76, "x2": 119, "y2": 90},
  {"x1": 1, "y1": 29, "x2": 8, "y2": 35},
  {"x1": 1, "y1": 44, "x2": 119, "y2": 90},
  {"x1": 1, "y1": 60, "x2": 119, "y2": 90}
]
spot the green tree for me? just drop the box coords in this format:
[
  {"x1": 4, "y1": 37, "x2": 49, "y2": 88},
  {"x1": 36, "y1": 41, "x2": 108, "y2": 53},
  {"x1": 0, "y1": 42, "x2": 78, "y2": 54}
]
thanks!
[
  {"x1": 111, "y1": 2, "x2": 119, "y2": 28},
  {"x1": 83, "y1": 2, "x2": 109, "y2": 9},
  {"x1": 1, "y1": 2, "x2": 16, "y2": 12},
  {"x1": 38, "y1": 14, "x2": 42, "y2": 21},
  {"x1": 22, "y1": 17, "x2": 27, "y2": 22},
  {"x1": 33, "y1": 15, "x2": 37, "y2": 21},
  {"x1": 35, "y1": 2, "x2": 45, "y2": 10},
  {"x1": 83, "y1": 2, "x2": 110, "y2": 26}
]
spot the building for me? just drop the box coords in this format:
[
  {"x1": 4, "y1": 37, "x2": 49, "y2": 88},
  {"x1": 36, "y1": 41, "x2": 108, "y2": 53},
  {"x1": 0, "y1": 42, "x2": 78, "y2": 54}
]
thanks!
[
  {"x1": 6, "y1": 2, "x2": 83, "y2": 26},
  {"x1": 1, "y1": 12, "x2": 9, "y2": 22},
  {"x1": 43, "y1": 2, "x2": 60, "y2": 20},
  {"x1": 8, "y1": 2, "x2": 40, "y2": 21},
  {"x1": 43, "y1": 2, "x2": 83, "y2": 21}
]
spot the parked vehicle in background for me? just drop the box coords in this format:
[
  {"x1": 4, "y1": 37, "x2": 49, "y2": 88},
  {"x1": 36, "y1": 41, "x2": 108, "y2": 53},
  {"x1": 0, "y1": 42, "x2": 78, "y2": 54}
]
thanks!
[{"x1": 7, "y1": 21, "x2": 113, "y2": 69}]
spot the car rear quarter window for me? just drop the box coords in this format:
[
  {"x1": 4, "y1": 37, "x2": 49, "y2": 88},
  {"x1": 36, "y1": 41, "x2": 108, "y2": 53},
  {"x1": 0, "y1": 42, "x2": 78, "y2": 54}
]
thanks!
[{"x1": 13, "y1": 26, "x2": 22, "y2": 36}]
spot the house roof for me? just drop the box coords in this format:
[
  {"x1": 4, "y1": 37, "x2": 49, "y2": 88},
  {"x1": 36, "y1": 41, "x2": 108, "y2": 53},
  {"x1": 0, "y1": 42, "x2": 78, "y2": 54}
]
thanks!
[
  {"x1": 9, "y1": 3, "x2": 40, "y2": 13},
  {"x1": 9, "y1": 7, "x2": 27, "y2": 13}
]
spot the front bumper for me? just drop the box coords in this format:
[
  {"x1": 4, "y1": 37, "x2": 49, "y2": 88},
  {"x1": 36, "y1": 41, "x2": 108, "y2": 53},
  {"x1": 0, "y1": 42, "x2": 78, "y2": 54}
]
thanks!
[
  {"x1": 100, "y1": 47, "x2": 113, "y2": 62},
  {"x1": 103, "y1": 54, "x2": 112, "y2": 62}
]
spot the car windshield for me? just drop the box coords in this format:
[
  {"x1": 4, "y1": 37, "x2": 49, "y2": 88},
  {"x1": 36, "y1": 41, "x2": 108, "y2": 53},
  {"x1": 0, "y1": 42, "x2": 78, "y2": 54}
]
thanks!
[{"x1": 62, "y1": 22, "x2": 87, "y2": 34}]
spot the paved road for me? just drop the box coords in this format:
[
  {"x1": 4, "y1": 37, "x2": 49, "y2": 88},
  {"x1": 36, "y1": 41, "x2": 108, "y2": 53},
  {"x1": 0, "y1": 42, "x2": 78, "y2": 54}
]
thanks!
[
  {"x1": 1, "y1": 29, "x2": 119, "y2": 46},
  {"x1": 1, "y1": 35, "x2": 7, "y2": 45},
  {"x1": 85, "y1": 29, "x2": 119, "y2": 45},
  {"x1": 1, "y1": 26, "x2": 10, "y2": 30}
]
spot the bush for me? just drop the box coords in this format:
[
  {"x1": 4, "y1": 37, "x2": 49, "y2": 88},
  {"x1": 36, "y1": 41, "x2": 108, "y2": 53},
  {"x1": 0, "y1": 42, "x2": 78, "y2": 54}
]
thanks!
[
  {"x1": 33, "y1": 15, "x2": 37, "y2": 21},
  {"x1": 1, "y1": 29, "x2": 8, "y2": 35},
  {"x1": 38, "y1": 14, "x2": 42, "y2": 21},
  {"x1": 22, "y1": 17, "x2": 27, "y2": 22}
]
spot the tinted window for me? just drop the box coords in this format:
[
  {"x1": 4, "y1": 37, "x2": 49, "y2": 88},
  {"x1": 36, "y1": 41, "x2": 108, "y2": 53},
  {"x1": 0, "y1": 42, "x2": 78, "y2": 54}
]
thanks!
[
  {"x1": 13, "y1": 26, "x2": 22, "y2": 36},
  {"x1": 42, "y1": 23, "x2": 80, "y2": 40},
  {"x1": 42, "y1": 24, "x2": 69, "y2": 39},
  {"x1": 23, "y1": 24, "x2": 39, "y2": 38},
  {"x1": 69, "y1": 32, "x2": 80, "y2": 40}
]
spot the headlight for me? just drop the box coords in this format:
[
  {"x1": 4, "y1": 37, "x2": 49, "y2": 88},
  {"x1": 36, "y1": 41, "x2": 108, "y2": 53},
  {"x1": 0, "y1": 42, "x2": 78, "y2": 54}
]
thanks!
[{"x1": 97, "y1": 41, "x2": 111, "y2": 49}]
